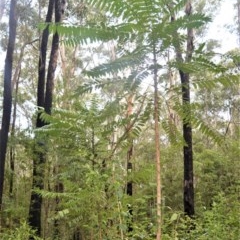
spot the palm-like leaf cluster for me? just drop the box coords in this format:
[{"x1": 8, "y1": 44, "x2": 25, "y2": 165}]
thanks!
[{"x1": 37, "y1": 0, "x2": 240, "y2": 144}]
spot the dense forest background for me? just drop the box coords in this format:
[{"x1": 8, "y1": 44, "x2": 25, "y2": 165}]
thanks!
[{"x1": 0, "y1": 0, "x2": 239, "y2": 239}]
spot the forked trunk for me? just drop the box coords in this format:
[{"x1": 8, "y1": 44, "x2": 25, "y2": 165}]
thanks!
[
  {"x1": 28, "y1": 0, "x2": 54, "y2": 235},
  {"x1": 29, "y1": 0, "x2": 66, "y2": 237}
]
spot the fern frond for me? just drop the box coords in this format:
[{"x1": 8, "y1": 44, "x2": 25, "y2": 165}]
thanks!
[
  {"x1": 45, "y1": 23, "x2": 135, "y2": 46},
  {"x1": 86, "y1": 0, "x2": 162, "y2": 26},
  {"x1": 191, "y1": 115, "x2": 225, "y2": 145},
  {"x1": 173, "y1": 13, "x2": 211, "y2": 30},
  {"x1": 83, "y1": 46, "x2": 149, "y2": 78},
  {"x1": 174, "y1": 55, "x2": 227, "y2": 74},
  {"x1": 123, "y1": 69, "x2": 150, "y2": 92},
  {"x1": 162, "y1": 118, "x2": 182, "y2": 145},
  {"x1": 193, "y1": 74, "x2": 240, "y2": 90},
  {"x1": 172, "y1": 102, "x2": 226, "y2": 145},
  {"x1": 172, "y1": 0, "x2": 188, "y2": 15}
]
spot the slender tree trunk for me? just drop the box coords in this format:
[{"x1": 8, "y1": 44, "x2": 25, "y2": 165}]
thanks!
[
  {"x1": 170, "y1": 0, "x2": 195, "y2": 217},
  {"x1": 28, "y1": 0, "x2": 54, "y2": 236},
  {"x1": 29, "y1": 0, "x2": 66, "y2": 236},
  {"x1": 126, "y1": 94, "x2": 134, "y2": 233},
  {"x1": 46, "y1": 1, "x2": 66, "y2": 237},
  {"x1": 45, "y1": 0, "x2": 65, "y2": 114},
  {"x1": 173, "y1": 1, "x2": 195, "y2": 217},
  {"x1": 9, "y1": 40, "x2": 33, "y2": 197},
  {"x1": 37, "y1": 0, "x2": 55, "y2": 127},
  {"x1": 0, "y1": 0, "x2": 17, "y2": 210},
  {"x1": 182, "y1": 1, "x2": 194, "y2": 217},
  {"x1": 9, "y1": 68, "x2": 20, "y2": 197},
  {"x1": 153, "y1": 44, "x2": 161, "y2": 240},
  {"x1": 29, "y1": 0, "x2": 66, "y2": 233},
  {"x1": 179, "y1": 69, "x2": 194, "y2": 216}
]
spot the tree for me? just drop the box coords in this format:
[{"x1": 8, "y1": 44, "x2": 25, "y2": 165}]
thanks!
[
  {"x1": 1, "y1": 0, "x2": 239, "y2": 239},
  {"x1": 153, "y1": 42, "x2": 162, "y2": 239},
  {"x1": 28, "y1": 0, "x2": 54, "y2": 235},
  {"x1": 57, "y1": 0, "x2": 209, "y2": 237},
  {"x1": 172, "y1": 0, "x2": 195, "y2": 217},
  {"x1": 0, "y1": 0, "x2": 17, "y2": 209},
  {"x1": 28, "y1": 0, "x2": 66, "y2": 236}
]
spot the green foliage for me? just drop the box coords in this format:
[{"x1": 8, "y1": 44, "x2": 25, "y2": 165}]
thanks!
[
  {"x1": 40, "y1": 0, "x2": 211, "y2": 53},
  {"x1": 44, "y1": 23, "x2": 133, "y2": 46},
  {"x1": 84, "y1": 46, "x2": 149, "y2": 78},
  {"x1": 0, "y1": 221, "x2": 43, "y2": 240},
  {"x1": 2, "y1": 0, "x2": 239, "y2": 239},
  {"x1": 197, "y1": 192, "x2": 240, "y2": 239},
  {"x1": 163, "y1": 192, "x2": 240, "y2": 240}
]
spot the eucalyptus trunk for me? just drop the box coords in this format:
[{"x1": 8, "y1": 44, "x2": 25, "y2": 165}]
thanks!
[
  {"x1": 177, "y1": 1, "x2": 195, "y2": 217},
  {"x1": 153, "y1": 44, "x2": 161, "y2": 240},
  {"x1": 45, "y1": 2, "x2": 66, "y2": 237},
  {"x1": 29, "y1": 0, "x2": 66, "y2": 236},
  {"x1": 9, "y1": 73, "x2": 19, "y2": 197},
  {"x1": 0, "y1": 0, "x2": 17, "y2": 209},
  {"x1": 182, "y1": 1, "x2": 194, "y2": 217},
  {"x1": 28, "y1": 0, "x2": 54, "y2": 235},
  {"x1": 9, "y1": 40, "x2": 29, "y2": 197},
  {"x1": 179, "y1": 70, "x2": 194, "y2": 216},
  {"x1": 171, "y1": 1, "x2": 195, "y2": 217}
]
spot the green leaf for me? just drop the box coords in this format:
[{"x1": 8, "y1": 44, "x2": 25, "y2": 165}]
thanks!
[{"x1": 170, "y1": 213, "x2": 179, "y2": 222}]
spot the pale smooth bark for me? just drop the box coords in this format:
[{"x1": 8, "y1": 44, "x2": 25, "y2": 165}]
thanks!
[{"x1": 153, "y1": 44, "x2": 161, "y2": 240}]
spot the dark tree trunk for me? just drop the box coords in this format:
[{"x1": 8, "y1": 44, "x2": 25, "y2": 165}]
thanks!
[
  {"x1": 126, "y1": 162, "x2": 133, "y2": 196},
  {"x1": 28, "y1": 0, "x2": 54, "y2": 235},
  {"x1": 126, "y1": 94, "x2": 134, "y2": 233},
  {"x1": 46, "y1": 1, "x2": 66, "y2": 237},
  {"x1": 182, "y1": 1, "x2": 194, "y2": 217},
  {"x1": 179, "y1": 71, "x2": 194, "y2": 216},
  {"x1": 0, "y1": 0, "x2": 17, "y2": 210},
  {"x1": 28, "y1": 0, "x2": 66, "y2": 237},
  {"x1": 126, "y1": 153, "x2": 133, "y2": 232},
  {"x1": 45, "y1": 0, "x2": 65, "y2": 115},
  {"x1": 72, "y1": 229, "x2": 82, "y2": 240},
  {"x1": 37, "y1": 0, "x2": 54, "y2": 127},
  {"x1": 171, "y1": 1, "x2": 195, "y2": 218}
]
